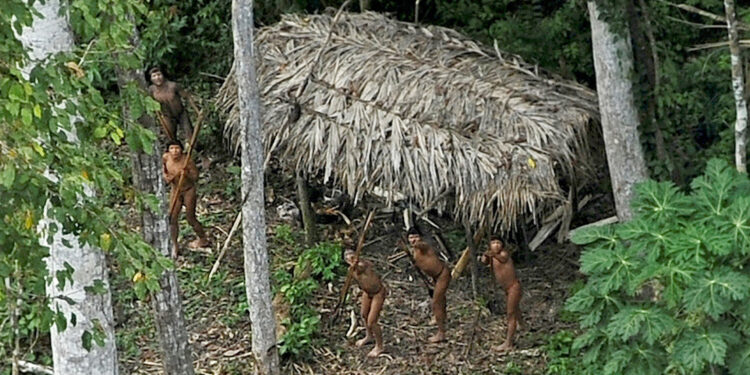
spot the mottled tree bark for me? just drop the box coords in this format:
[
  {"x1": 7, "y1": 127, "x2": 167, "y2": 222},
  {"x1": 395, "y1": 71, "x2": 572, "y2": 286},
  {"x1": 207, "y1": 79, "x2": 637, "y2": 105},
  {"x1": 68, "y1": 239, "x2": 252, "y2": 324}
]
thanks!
[
  {"x1": 114, "y1": 27, "x2": 195, "y2": 375},
  {"x1": 587, "y1": 1, "x2": 649, "y2": 221},
  {"x1": 724, "y1": 0, "x2": 748, "y2": 173},
  {"x1": 296, "y1": 171, "x2": 317, "y2": 245},
  {"x1": 233, "y1": 1, "x2": 281, "y2": 374},
  {"x1": 20, "y1": 1, "x2": 118, "y2": 373}
]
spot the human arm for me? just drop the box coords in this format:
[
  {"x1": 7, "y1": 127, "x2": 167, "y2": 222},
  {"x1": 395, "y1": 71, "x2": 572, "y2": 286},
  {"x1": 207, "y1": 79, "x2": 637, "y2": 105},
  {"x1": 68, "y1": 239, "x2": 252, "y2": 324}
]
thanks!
[{"x1": 184, "y1": 159, "x2": 199, "y2": 183}]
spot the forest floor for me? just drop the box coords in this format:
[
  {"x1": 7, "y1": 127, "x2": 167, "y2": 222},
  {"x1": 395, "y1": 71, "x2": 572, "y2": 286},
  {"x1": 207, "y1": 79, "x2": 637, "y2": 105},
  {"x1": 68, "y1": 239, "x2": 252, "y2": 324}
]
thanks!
[{"x1": 114, "y1": 148, "x2": 613, "y2": 375}]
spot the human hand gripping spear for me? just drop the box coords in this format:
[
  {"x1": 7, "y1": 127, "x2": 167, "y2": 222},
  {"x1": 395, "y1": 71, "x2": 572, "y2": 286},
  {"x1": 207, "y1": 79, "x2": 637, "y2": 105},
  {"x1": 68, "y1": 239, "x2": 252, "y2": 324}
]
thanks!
[
  {"x1": 396, "y1": 235, "x2": 434, "y2": 298},
  {"x1": 330, "y1": 210, "x2": 375, "y2": 326}
]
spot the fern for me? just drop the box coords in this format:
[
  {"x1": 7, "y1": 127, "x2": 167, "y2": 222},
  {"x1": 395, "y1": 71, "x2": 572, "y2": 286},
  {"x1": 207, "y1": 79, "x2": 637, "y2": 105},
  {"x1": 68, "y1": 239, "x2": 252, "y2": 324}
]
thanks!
[{"x1": 566, "y1": 159, "x2": 750, "y2": 373}]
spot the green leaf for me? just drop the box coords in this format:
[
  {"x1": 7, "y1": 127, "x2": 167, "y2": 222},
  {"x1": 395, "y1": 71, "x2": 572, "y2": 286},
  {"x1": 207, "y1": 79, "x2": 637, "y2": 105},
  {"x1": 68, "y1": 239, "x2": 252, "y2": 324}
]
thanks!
[
  {"x1": 729, "y1": 345, "x2": 750, "y2": 375},
  {"x1": 673, "y1": 329, "x2": 729, "y2": 372},
  {"x1": 631, "y1": 180, "x2": 691, "y2": 223},
  {"x1": 605, "y1": 306, "x2": 674, "y2": 345},
  {"x1": 93, "y1": 126, "x2": 107, "y2": 139},
  {"x1": 21, "y1": 106, "x2": 32, "y2": 126},
  {"x1": 571, "y1": 224, "x2": 616, "y2": 246},
  {"x1": 54, "y1": 310, "x2": 67, "y2": 332},
  {"x1": 720, "y1": 197, "x2": 750, "y2": 254},
  {"x1": 690, "y1": 159, "x2": 738, "y2": 219},
  {"x1": 580, "y1": 246, "x2": 616, "y2": 275},
  {"x1": 8, "y1": 83, "x2": 24, "y2": 101},
  {"x1": 81, "y1": 330, "x2": 92, "y2": 351},
  {"x1": 1, "y1": 164, "x2": 16, "y2": 188},
  {"x1": 683, "y1": 267, "x2": 750, "y2": 319}
]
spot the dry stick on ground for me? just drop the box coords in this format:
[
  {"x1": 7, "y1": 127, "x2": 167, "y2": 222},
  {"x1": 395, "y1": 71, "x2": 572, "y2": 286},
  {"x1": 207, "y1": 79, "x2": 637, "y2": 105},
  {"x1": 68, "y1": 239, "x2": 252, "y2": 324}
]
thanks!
[
  {"x1": 463, "y1": 304, "x2": 483, "y2": 361},
  {"x1": 208, "y1": 190, "x2": 251, "y2": 281},
  {"x1": 330, "y1": 209, "x2": 376, "y2": 325}
]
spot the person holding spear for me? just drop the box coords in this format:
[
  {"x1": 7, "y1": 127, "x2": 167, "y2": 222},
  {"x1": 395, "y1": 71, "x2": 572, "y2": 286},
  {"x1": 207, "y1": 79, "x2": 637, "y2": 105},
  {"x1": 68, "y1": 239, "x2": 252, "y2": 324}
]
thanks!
[{"x1": 162, "y1": 139, "x2": 210, "y2": 257}]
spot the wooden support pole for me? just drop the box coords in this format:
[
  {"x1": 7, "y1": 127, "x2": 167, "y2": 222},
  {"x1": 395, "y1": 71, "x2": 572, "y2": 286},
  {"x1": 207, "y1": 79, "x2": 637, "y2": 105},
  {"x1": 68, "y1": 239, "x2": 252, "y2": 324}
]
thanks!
[{"x1": 296, "y1": 171, "x2": 317, "y2": 245}]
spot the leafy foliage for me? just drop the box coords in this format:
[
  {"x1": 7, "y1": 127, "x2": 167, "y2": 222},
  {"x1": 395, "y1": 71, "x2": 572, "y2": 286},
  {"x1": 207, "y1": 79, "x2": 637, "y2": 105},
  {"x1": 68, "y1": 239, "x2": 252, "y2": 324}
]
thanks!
[
  {"x1": 0, "y1": 0, "x2": 185, "y2": 365},
  {"x1": 567, "y1": 159, "x2": 750, "y2": 374},
  {"x1": 272, "y1": 232, "x2": 344, "y2": 358}
]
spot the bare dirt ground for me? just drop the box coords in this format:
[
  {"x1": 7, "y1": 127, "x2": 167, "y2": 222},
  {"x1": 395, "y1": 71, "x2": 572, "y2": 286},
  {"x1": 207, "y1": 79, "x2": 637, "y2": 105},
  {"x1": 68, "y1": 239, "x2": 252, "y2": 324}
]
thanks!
[{"x1": 116, "y1": 154, "x2": 609, "y2": 374}]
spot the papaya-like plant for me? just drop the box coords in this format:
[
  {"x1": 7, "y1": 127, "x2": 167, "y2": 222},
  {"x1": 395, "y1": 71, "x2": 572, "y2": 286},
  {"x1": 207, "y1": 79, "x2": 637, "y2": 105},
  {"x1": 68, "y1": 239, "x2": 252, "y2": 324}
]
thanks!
[{"x1": 567, "y1": 159, "x2": 750, "y2": 375}]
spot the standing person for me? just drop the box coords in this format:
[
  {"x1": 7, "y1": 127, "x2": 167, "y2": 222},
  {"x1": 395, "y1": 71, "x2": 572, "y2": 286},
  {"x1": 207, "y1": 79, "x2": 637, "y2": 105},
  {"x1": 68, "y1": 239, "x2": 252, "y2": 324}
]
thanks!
[
  {"x1": 162, "y1": 140, "x2": 209, "y2": 257},
  {"x1": 407, "y1": 227, "x2": 451, "y2": 343},
  {"x1": 149, "y1": 67, "x2": 194, "y2": 142},
  {"x1": 344, "y1": 250, "x2": 387, "y2": 357},
  {"x1": 480, "y1": 236, "x2": 522, "y2": 353}
]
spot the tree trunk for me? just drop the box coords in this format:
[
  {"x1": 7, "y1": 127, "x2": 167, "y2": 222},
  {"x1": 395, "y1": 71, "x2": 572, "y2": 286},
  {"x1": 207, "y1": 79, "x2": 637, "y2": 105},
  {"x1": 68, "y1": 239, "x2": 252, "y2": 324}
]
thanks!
[
  {"x1": 20, "y1": 1, "x2": 118, "y2": 373},
  {"x1": 296, "y1": 171, "x2": 317, "y2": 245},
  {"x1": 462, "y1": 221, "x2": 479, "y2": 300},
  {"x1": 359, "y1": 0, "x2": 371, "y2": 11},
  {"x1": 114, "y1": 26, "x2": 196, "y2": 375},
  {"x1": 587, "y1": 0, "x2": 649, "y2": 221},
  {"x1": 232, "y1": 1, "x2": 281, "y2": 374},
  {"x1": 724, "y1": 0, "x2": 748, "y2": 173}
]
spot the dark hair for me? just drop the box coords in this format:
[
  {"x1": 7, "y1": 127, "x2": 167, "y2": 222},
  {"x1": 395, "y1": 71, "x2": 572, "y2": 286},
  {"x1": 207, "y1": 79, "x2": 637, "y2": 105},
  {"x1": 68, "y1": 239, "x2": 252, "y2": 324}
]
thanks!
[
  {"x1": 407, "y1": 226, "x2": 422, "y2": 236},
  {"x1": 166, "y1": 140, "x2": 183, "y2": 150},
  {"x1": 149, "y1": 66, "x2": 162, "y2": 76},
  {"x1": 489, "y1": 235, "x2": 502, "y2": 243}
]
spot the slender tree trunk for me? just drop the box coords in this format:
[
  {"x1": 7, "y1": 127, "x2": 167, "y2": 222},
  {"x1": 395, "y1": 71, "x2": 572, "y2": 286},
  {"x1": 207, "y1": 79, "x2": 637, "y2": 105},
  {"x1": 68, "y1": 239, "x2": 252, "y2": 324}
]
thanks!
[
  {"x1": 232, "y1": 1, "x2": 281, "y2": 374},
  {"x1": 463, "y1": 222, "x2": 478, "y2": 300},
  {"x1": 114, "y1": 25, "x2": 195, "y2": 375},
  {"x1": 20, "y1": 2, "x2": 119, "y2": 374},
  {"x1": 724, "y1": 0, "x2": 748, "y2": 173},
  {"x1": 359, "y1": 0, "x2": 371, "y2": 11},
  {"x1": 587, "y1": 0, "x2": 648, "y2": 221},
  {"x1": 296, "y1": 171, "x2": 317, "y2": 245}
]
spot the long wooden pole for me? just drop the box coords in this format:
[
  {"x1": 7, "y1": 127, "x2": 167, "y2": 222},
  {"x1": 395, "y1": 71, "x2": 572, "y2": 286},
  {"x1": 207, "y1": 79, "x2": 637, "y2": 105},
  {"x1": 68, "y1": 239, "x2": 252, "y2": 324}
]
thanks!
[{"x1": 330, "y1": 210, "x2": 375, "y2": 324}]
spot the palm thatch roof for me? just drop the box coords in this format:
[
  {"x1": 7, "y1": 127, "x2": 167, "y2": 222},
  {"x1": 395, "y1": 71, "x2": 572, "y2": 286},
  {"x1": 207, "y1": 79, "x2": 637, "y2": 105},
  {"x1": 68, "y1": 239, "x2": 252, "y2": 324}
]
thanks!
[{"x1": 216, "y1": 11, "x2": 600, "y2": 233}]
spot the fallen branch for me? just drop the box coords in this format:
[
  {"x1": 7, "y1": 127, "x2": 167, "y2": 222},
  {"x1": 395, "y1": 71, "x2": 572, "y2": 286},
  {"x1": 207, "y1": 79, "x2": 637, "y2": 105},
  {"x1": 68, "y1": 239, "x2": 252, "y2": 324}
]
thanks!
[
  {"x1": 208, "y1": 191, "x2": 252, "y2": 281},
  {"x1": 17, "y1": 360, "x2": 53, "y2": 375},
  {"x1": 463, "y1": 304, "x2": 483, "y2": 360},
  {"x1": 660, "y1": 1, "x2": 750, "y2": 30}
]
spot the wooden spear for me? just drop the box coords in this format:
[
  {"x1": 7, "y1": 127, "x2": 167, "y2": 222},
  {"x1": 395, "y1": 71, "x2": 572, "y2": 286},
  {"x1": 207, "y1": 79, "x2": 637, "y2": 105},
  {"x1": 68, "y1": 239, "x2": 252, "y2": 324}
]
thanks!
[{"x1": 330, "y1": 209, "x2": 375, "y2": 325}]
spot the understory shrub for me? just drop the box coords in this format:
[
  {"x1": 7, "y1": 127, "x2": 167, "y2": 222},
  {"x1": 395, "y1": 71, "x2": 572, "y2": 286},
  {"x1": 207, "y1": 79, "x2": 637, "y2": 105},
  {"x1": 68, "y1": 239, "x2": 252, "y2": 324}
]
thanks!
[
  {"x1": 566, "y1": 159, "x2": 750, "y2": 374},
  {"x1": 273, "y1": 241, "x2": 343, "y2": 358}
]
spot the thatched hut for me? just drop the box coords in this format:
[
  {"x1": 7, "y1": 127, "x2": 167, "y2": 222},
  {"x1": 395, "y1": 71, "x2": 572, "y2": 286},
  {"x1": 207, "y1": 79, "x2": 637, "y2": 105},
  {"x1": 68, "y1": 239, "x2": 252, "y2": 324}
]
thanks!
[{"x1": 216, "y1": 11, "x2": 601, "y2": 233}]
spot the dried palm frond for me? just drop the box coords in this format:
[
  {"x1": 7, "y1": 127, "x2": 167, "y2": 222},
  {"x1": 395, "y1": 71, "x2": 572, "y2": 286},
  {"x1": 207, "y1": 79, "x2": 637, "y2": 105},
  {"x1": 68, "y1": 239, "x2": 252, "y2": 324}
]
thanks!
[{"x1": 216, "y1": 11, "x2": 601, "y2": 233}]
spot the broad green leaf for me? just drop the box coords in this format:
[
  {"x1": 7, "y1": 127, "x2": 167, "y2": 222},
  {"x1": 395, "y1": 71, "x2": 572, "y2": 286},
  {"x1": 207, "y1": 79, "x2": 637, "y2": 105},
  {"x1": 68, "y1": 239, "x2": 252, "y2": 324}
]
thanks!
[
  {"x1": 93, "y1": 126, "x2": 107, "y2": 139},
  {"x1": 81, "y1": 330, "x2": 92, "y2": 351},
  {"x1": 580, "y1": 246, "x2": 616, "y2": 275},
  {"x1": 719, "y1": 197, "x2": 750, "y2": 254},
  {"x1": 631, "y1": 180, "x2": 691, "y2": 223},
  {"x1": 673, "y1": 329, "x2": 729, "y2": 372},
  {"x1": 684, "y1": 268, "x2": 750, "y2": 319},
  {"x1": 8, "y1": 82, "x2": 24, "y2": 101},
  {"x1": 1, "y1": 164, "x2": 16, "y2": 188},
  {"x1": 571, "y1": 224, "x2": 616, "y2": 246},
  {"x1": 690, "y1": 159, "x2": 738, "y2": 219},
  {"x1": 729, "y1": 345, "x2": 750, "y2": 375}
]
